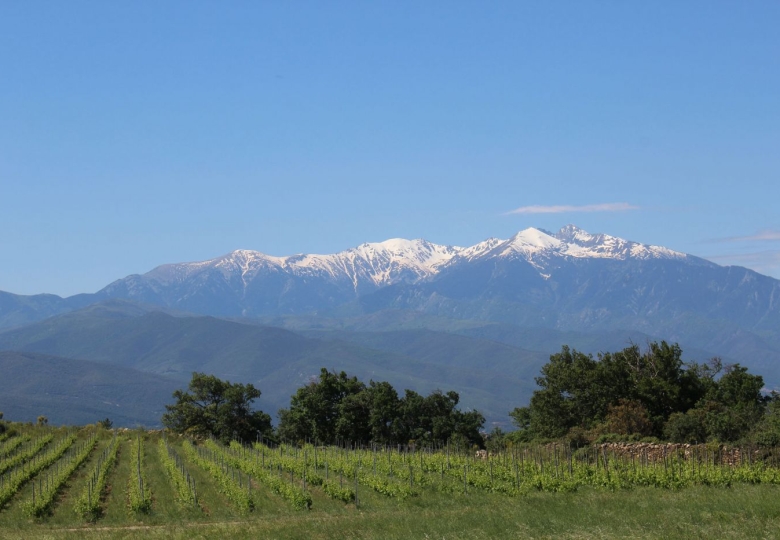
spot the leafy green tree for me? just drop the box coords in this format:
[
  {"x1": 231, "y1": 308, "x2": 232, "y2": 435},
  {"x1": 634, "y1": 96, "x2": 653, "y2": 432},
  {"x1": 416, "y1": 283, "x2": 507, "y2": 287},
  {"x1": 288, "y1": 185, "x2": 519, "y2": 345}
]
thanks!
[
  {"x1": 364, "y1": 381, "x2": 401, "y2": 444},
  {"x1": 663, "y1": 364, "x2": 766, "y2": 443},
  {"x1": 523, "y1": 345, "x2": 620, "y2": 438},
  {"x1": 519, "y1": 342, "x2": 711, "y2": 439},
  {"x1": 604, "y1": 399, "x2": 653, "y2": 437},
  {"x1": 277, "y1": 369, "x2": 365, "y2": 444},
  {"x1": 664, "y1": 409, "x2": 708, "y2": 443},
  {"x1": 335, "y1": 390, "x2": 373, "y2": 443},
  {"x1": 279, "y1": 369, "x2": 484, "y2": 446},
  {"x1": 613, "y1": 341, "x2": 706, "y2": 433},
  {"x1": 508, "y1": 406, "x2": 534, "y2": 442},
  {"x1": 162, "y1": 372, "x2": 272, "y2": 444},
  {"x1": 393, "y1": 389, "x2": 484, "y2": 446},
  {"x1": 752, "y1": 394, "x2": 780, "y2": 446}
]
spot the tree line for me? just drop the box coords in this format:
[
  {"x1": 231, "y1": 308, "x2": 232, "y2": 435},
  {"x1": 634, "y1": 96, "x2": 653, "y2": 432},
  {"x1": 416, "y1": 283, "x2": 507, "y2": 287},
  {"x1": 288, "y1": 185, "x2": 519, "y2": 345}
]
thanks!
[
  {"x1": 161, "y1": 341, "x2": 780, "y2": 448},
  {"x1": 509, "y1": 341, "x2": 780, "y2": 446},
  {"x1": 162, "y1": 369, "x2": 484, "y2": 447}
]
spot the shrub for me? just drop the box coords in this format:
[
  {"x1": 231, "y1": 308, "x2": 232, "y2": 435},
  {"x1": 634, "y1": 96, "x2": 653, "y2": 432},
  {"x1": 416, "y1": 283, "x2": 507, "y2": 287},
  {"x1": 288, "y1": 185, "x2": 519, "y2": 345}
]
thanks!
[{"x1": 664, "y1": 410, "x2": 708, "y2": 443}]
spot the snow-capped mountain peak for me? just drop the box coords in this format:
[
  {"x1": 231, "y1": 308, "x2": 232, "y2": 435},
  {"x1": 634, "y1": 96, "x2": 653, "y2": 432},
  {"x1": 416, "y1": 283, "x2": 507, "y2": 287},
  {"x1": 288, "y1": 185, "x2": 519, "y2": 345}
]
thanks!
[
  {"x1": 499, "y1": 228, "x2": 562, "y2": 256},
  {"x1": 553, "y1": 224, "x2": 686, "y2": 261},
  {"x1": 124, "y1": 225, "x2": 692, "y2": 302}
]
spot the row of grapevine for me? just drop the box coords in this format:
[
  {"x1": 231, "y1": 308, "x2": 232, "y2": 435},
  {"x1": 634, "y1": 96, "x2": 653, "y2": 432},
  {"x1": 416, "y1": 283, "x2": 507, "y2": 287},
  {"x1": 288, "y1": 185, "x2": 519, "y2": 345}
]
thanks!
[
  {"x1": 260, "y1": 442, "x2": 417, "y2": 500},
  {"x1": 127, "y1": 436, "x2": 151, "y2": 513},
  {"x1": 203, "y1": 439, "x2": 312, "y2": 510},
  {"x1": 0, "y1": 434, "x2": 54, "y2": 476},
  {"x1": 158, "y1": 437, "x2": 198, "y2": 508},
  {"x1": 182, "y1": 440, "x2": 254, "y2": 512},
  {"x1": 242, "y1": 440, "x2": 780, "y2": 499},
  {"x1": 0, "y1": 435, "x2": 30, "y2": 459},
  {"x1": 0, "y1": 433, "x2": 76, "y2": 509},
  {"x1": 73, "y1": 434, "x2": 119, "y2": 521},
  {"x1": 229, "y1": 441, "x2": 355, "y2": 503},
  {"x1": 23, "y1": 434, "x2": 98, "y2": 517}
]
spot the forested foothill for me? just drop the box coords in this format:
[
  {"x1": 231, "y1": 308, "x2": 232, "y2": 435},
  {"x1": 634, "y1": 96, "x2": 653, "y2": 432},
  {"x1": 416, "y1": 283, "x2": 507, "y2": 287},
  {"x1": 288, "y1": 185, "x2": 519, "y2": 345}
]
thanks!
[{"x1": 508, "y1": 341, "x2": 780, "y2": 447}]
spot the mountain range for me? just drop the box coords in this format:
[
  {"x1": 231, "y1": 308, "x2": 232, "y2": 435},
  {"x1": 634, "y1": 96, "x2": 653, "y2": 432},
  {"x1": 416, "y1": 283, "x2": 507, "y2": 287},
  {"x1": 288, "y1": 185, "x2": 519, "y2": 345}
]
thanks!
[{"x1": 1, "y1": 225, "x2": 779, "y2": 427}]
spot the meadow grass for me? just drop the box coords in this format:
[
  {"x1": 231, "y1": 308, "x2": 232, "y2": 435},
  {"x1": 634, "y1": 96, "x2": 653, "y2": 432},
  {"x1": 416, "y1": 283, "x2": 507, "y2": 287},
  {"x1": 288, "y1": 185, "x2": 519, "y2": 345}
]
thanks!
[
  {"x1": 2, "y1": 480, "x2": 779, "y2": 539},
  {"x1": 2, "y1": 429, "x2": 780, "y2": 539}
]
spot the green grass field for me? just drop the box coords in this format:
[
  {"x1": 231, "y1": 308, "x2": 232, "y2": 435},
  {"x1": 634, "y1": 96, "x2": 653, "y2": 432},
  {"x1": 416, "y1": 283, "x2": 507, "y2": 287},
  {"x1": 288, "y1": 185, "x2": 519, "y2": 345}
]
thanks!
[{"x1": 1, "y1": 425, "x2": 779, "y2": 539}]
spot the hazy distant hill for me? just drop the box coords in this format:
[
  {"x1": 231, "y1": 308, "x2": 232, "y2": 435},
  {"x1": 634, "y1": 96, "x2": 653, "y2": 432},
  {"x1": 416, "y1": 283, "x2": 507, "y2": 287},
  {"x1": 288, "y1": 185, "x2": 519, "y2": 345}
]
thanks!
[
  {"x1": 0, "y1": 302, "x2": 544, "y2": 425},
  {"x1": 0, "y1": 350, "x2": 179, "y2": 426}
]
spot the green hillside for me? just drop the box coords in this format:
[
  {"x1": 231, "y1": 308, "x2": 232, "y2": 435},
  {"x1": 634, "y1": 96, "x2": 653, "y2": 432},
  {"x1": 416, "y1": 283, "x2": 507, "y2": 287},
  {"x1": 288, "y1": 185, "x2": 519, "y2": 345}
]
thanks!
[
  {"x1": 0, "y1": 351, "x2": 179, "y2": 426},
  {"x1": 0, "y1": 303, "x2": 544, "y2": 425}
]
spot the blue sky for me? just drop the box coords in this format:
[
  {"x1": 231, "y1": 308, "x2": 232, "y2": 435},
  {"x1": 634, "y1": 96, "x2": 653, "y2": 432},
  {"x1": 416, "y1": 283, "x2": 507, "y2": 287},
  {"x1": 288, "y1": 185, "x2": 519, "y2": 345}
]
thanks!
[{"x1": 1, "y1": 2, "x2": 778, "y2": 296}]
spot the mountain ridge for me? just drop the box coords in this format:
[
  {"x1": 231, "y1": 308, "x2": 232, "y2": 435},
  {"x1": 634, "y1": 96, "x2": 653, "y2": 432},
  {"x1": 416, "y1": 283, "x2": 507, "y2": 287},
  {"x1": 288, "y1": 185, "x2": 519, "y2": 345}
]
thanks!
[{"x1": 1, "y1": 225, "x2": 778, "y2": 393}]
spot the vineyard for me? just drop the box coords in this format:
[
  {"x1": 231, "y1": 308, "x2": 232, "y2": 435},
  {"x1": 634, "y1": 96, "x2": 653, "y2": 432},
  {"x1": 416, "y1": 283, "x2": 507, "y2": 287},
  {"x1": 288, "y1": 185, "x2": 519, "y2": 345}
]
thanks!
[{"x1": 0, "y1": 423, "x2": 779, "y2": 539}]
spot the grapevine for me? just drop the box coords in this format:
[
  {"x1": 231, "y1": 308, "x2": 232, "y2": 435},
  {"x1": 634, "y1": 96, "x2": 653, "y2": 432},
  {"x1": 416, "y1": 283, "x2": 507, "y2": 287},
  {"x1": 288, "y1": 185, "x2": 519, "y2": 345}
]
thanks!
[{"x1": 73, "y1": 434, "x2": 119, "y2": 521}]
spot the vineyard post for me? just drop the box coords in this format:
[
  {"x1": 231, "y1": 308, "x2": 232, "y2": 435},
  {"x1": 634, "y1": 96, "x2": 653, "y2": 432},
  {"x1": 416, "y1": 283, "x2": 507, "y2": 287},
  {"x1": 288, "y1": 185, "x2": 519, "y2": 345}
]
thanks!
[
  {"x1": 568, "y1": 447, "x2": 573, "y2": 477},
  {"x1": 521, "y1": 449, "x2": 524, "y2": 476},
  {"x1": 663, "y1": 446, "x2": 668, "y2": 474},
  {"x1": 138, "y1": 436, "x2": 143, "y2": 499},
  {"x1": 354, "y1": 469, "x2": 359, "y2": 509}
]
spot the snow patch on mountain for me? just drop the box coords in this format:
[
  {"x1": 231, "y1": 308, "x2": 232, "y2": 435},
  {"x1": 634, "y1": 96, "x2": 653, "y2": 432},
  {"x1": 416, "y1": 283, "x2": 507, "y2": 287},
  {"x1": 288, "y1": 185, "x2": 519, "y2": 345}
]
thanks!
[{"x1": 134, "y1": 226, "x2": 690, "y2": 292}]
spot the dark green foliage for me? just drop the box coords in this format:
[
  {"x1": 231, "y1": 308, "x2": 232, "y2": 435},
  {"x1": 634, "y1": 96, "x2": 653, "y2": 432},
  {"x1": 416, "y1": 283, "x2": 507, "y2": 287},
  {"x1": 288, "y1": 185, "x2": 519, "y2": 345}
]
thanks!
[
  {"x1": 753, "y1": 396, "x2": 780, "y2": 446},
  {"x1": 162, "y1": 372, "x2": 272, "y2": 444},
  {"x1": 515, "y1": 341, "x2": 772, "y2": 444},
  {"x1": 98, "y1": 418, "x2": 113, "y2": 429},
  {"x1": 277, "y1": 368, "x2": 485, "y2": 446},
  {"x1": 392, "y1": 389, "x2": 484, "y2": 446},
  {"x1": 664, "y1": 410, "x2": 708, "y2": 443},
  {"x1": 277, "y1": 369, "x2": 366, "y2": 444}
]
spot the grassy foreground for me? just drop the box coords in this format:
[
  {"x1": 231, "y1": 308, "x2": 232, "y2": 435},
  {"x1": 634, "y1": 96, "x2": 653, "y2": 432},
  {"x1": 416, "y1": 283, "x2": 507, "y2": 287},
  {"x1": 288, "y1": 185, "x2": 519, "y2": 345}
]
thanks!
[
  {"x1": 2, "y1": 483, "x2": 780, "y2": 539},
  {"x1": 1, "y1": 425, "x2": 779, "y2": 539}
]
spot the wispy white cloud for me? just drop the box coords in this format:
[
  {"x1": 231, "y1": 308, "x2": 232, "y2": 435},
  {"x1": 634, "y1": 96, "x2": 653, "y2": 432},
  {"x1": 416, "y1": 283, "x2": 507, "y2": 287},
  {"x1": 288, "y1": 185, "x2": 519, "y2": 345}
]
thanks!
[
  {"x1": 712, "y1": 230, "x2": 780, "y2": 243},
  {"x1": 506, "y1": 202, "x2": 639, "y2": 215}
]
